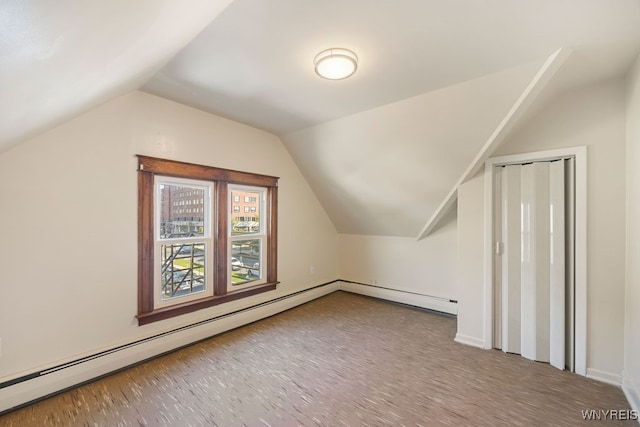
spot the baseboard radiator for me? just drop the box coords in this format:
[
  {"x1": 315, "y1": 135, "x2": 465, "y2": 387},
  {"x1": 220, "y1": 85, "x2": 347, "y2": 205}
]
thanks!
[
  {"x1": 11, "y1": 281, "x2": 636, "y2": 419},
  {"x1": 0, "y1": 280, "x2": 457, "y2": 415},
  {"x1": 0, "y1": 281, "x2": 339, "y2": 415},
  {"x1": 338, "y1": 280, "x2": 458, "y2": 316}
]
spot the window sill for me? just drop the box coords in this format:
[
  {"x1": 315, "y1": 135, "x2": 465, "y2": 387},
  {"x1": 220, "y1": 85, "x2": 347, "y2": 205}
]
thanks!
[{"x1": 136, "y1": 282, "x2": 278, "y2": 326}]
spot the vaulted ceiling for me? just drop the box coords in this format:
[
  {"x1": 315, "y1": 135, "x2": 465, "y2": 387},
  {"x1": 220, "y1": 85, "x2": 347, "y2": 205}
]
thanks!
[{"x1": 2, "y1": 0, "x2": 640, "y2": 237}]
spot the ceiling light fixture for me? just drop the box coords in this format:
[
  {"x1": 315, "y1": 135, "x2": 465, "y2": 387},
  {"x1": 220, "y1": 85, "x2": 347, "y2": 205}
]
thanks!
[{"x1": 314, "y1": 48, "x2": 358, "y2": 80}]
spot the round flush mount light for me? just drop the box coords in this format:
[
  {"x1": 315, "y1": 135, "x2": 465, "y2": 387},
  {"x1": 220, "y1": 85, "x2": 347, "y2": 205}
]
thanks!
[{"x1": 314, "y1": 48, "x2": 358, "y2": 80}]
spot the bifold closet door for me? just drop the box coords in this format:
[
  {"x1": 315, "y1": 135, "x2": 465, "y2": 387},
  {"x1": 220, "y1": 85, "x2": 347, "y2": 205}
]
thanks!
[
  {"x1": 497, "y1": 160, "x2": 566, "y2": 370},
  {"x1": 499, "y1": 165, "x2": 521, "y2": 355},
  {"x1": 548, "y1": 160, "x2": 566, "y2": 370}
]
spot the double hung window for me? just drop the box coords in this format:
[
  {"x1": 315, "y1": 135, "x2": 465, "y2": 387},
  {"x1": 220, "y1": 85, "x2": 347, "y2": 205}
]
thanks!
[
  {"x1": 137, "y1": 156, "x2": 278, "y2": 325},
  {"x1": 156, "y1": 178, "x2": 212, "y2": 308}
]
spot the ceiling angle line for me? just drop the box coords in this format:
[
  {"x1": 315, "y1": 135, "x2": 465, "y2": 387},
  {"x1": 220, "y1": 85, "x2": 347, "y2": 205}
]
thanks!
[{"x1": 415, "y1": 47, "x2": 571, "y2": 241}]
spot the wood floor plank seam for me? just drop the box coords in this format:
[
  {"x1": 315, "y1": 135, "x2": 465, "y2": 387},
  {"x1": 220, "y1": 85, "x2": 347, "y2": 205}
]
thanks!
[{"x1": 0, "y1": 292, "x2": 633, "y2": 426}]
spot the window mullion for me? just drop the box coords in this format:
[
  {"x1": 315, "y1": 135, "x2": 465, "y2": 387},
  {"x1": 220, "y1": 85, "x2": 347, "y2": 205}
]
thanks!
[{"x1": 215, "y1": 182, "x2": 228, "y2": 296}]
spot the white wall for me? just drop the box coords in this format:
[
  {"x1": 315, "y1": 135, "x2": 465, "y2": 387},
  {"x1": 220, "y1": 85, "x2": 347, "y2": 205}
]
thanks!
[
  {"x1": 624, "y1": 54, "x2": 640, "y2": 411},
  {"x1": 0, "y1": 91, "x2": 338, "y2": 385},
  {"x1": 282, "y1": 61, "x2": 542, "y2": 238},
  {"x1": 455, "y1": 170, "x2": 485, "y2": 347},
  {"x1": 456, "y1": 78, "x2": 627, "y2": 382},
  {"x1": 337, "y1": 211, "x2": 457, "y2": 313}
]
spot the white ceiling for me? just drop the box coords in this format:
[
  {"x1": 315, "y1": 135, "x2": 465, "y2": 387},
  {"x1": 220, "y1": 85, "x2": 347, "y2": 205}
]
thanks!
[
  {"x1": 281, "y1": 59, "x2": 546, "y2": 236},
  {"x1": 0, "y1": 0, "x2": 233, "y2": 152},
  {"x1": 2, "y1": 0, "x2": 640, "y2": 237},
  {"x1": 143, "y1": 0, "x2": 640, "y2": 135}
]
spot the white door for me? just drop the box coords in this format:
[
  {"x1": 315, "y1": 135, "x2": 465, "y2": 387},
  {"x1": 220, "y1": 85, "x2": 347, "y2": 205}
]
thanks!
[{"x1": 493, "y1": 159, "x2": 573, "y2": 371}]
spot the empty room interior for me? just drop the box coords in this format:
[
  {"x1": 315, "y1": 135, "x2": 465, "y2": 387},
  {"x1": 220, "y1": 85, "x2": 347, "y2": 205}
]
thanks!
[{"x1": 1, "y1": 0, "x2": 640, "y2": 425}]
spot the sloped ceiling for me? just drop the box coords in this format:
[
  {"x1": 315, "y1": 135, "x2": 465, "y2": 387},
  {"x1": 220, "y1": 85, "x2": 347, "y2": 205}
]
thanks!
[
  {"x1": 0, "y1": 0, "x2": 233, "y2": 152},
  {"x1": 2, "y1": 0, "x2": 640, "y2": 237},
  {"x1": 281, "y1": 60, "x2": 546, "y2": 236}
]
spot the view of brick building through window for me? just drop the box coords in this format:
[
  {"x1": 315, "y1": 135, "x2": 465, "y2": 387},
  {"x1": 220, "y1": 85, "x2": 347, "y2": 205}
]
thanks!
[
  {"x1": 159, "y1": 185, "x2": 260, "y2": 236},
  {"x1": 230, "y1": 190, "x2": 260, "y2": 233},
  {"x1": 156, "y1": 183, "x2": 265, "y2": 303}
]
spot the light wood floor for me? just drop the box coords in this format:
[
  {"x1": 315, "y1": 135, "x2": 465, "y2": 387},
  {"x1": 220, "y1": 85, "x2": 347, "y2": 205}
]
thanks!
[{"x1": 0, "y1": 291, "x2": 633, "y2": 426}]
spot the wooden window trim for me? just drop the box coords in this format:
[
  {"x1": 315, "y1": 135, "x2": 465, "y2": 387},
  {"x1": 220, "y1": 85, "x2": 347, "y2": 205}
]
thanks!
[
  {"x1": 137, "y1": 155, "x2": 279, "y2": 326},
  {"x1": 138, "y1": 155, "x2": 278, "y2": 187}
]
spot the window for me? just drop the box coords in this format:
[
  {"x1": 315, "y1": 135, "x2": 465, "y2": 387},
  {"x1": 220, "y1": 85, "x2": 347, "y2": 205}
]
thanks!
[
  {"x1": 229, "y1": 186, "x2": 265, "y2": 289},
  {"x1": 156, "y1": 178, "x2": 210, "y2": 308},
  {"x1": 137, "y1": 155, "x2": 279, "y2": 325}
]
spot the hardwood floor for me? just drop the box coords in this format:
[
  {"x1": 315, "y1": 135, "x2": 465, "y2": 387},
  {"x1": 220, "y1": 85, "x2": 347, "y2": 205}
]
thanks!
[{"x1": 0, "y1": 291, "x2": 634, "y2": 426}]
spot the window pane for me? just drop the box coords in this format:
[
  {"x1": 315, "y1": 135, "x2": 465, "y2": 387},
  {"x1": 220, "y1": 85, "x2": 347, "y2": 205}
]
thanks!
[
  {"x1": 230, "y1": 239, "x2": 261, "y2": 286},
  {"x1": 230, "y1": 189, "x2": 261, "y2": 236},
  {"x1": 160, "y1": 184, "x2": 205, "y2": 239},
  {"x1": 161, "y1": 243, "x2": 206, "y2": 300}
]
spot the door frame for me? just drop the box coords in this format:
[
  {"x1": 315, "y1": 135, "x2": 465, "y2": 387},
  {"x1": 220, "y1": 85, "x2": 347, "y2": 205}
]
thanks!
[{"x1": 482, "y1": 146, "x2": 587, "y2": 376}]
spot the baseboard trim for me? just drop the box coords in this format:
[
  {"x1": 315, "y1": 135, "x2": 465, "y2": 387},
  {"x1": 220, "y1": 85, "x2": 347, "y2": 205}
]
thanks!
[
  {"x1": 454, "y1": 333, "x2": 485, "y2": 349},
  {"x1": 586, "y1": 368, "x2": 623, "y2": 387},
  {"x1": 337, "y1": 280, "x2": 457, "y2": 315},
  {"x1": 623, "y1": 377, "x2": 640, "y2": 424},
  {"x1": 0, "y1": 281, "x2": 339, "y2": 415}
]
